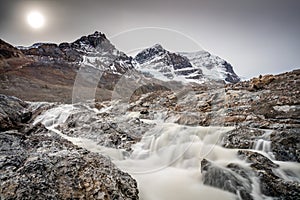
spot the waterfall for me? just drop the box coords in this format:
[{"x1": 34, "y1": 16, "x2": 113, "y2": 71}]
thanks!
[
  {"x1": 114, "y1": 124, "x2": 242, "y2": 200},
  {"x1": 254, "y1": 139, "x2": 271, "y2": 152},
  {"x1": 252, "y1": 129, "x2": 300, "y2": 183}
]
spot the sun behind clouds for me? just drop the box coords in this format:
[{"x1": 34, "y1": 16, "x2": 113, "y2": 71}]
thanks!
[{"x1": 27, "y1": 11, "x2": 45, "y2": 29}]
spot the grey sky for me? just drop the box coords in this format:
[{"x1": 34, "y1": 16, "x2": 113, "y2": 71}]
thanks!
[{"x1": 0, "y1": 0, "x2": 299, "y2": 78}]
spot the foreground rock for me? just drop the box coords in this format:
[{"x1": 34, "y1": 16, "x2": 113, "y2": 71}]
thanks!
[
  {"x1": 221, "y1": 127, "x2": 264, "y2": 149},
  {"x1": 0, "y1": 124, "x2": 139, "y2": 200},
  {"x1": 0, "y1": 94, "x2": 31, "y2": 131},
  {"x1": 0, "y1": 95, "x2": 139, "y2": 199},
  {"x1": 201, "y1": 159, "x2": 253, "y2": 200},
  {"x1": 59, "y1": 108, "x2": 153, "y2": 152},
  {"x1": 270, "y1": 129, "x2": 300, "y2": 162},
  {"x1": 238, "y1": 150, "x2": 300, "y2": 199}
]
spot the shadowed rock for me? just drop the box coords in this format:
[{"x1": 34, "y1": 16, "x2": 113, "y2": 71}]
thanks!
[
  {"x1": 0, "y1": 123, "x2": 139, "y2": 200},
  {"x1": 201, "y1": 159, "x2": 253, "y2": 200}
]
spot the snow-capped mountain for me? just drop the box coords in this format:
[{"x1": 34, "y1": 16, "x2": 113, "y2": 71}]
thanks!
[
  {"x1": 21, "y1": 31, "x2": 134, "y2": 75},
  {"x1": 19, "y1": 32, "x2": 239, "y2": 84},
  {"x1": 68, "y1": 31, "x2": 134, "y2": 74},
  {"x1": 0, "y1": 31, "x2": 241, "y2": 102},
  {"x1": 134, "y1": 44, "x2": 203, "y2": 82},
  {"x1": 134, "y1": 44, "x2": 240, "y2": 83},
  {"x1": 179, "y1": 51, "x2": 240, "y2": 83}
]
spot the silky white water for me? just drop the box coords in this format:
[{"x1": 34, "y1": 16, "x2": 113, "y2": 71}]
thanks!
[
  {"x1": 34, "y1": 104, "x2": 300, "y2": 200},
  {"x1": 113, "y1": 123, "x2": 245, "y2": 200}
]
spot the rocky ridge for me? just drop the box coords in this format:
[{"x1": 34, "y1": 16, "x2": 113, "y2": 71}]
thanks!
[{"x1": 1, "y1": 31, "x2": 240, "y2": 103}]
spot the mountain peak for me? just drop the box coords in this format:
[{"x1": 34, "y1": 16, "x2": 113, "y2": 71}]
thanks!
[
  {"x1": 151, "y1": 43, "x2": 164, "y2": 50},
  {"x1": 72, "y1": 31, "x2": 107, "y2": 48},
  {"x1": 134, "y1": 43, "x2": 167, "y2": 64}
]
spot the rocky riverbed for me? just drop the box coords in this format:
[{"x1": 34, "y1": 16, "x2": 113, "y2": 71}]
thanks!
[{"x1": 1, "y1": 69, "x2": 300, "y2": 200}]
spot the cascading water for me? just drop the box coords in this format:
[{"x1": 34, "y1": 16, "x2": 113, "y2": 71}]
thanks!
[
  {"x1": 34, "y1": 104, "x2": 300, "y2": 200},
  {"x1": 33, "y1": 104, "x2": 125, "y2": 160},
  {"x1": 252, "y1": 129, "x2": 300, "y2": 183},
  {"x1": 113, "y1": 123, "x2": 248, "y2": 200},
  {"x1": 253, "y1": 130, "x2": 273, "y2": 157}
]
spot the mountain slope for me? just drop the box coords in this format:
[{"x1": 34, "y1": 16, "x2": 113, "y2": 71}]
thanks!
[
  {"x1": 0, "y1": 32, "x2": 135, "y2": 102},
  {"x1": 179, "y1": 51, "x2": 240, "y2": 83},
  {"x1": 0, "y1": 39, "x2": 24, "y2": 59},
  {"x1": 134, "y1": 44, "x2": 240, "y2": 84},
  {"x1": 134, "y1": 44, "x2": 202, "y2": 82}
]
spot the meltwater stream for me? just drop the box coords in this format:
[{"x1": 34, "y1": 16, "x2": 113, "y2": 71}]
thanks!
[{"x1": 34, "y1": 104, "x2": 300, "y2": 200}]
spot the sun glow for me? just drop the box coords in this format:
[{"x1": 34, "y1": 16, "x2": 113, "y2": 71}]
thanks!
[{"x1": 27, "y1": 11, "x2": 45, "y2": 29}]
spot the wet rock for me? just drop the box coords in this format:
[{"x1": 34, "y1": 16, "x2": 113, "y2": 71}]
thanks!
[
  {"x1": 140, "y1": 110, "x2": 149, "y2": 115},
  {"x1": 56, "y1": 104, "x2": 153, "y2": 152},
  {"x1": 257, "y1": 170, "x2": 300, "y2": 199},
  {"x1": 238, "y1": 150, "x2": 300, "y2": 199},
  {"x1": 201, "y1": 159, "x2": 253, "y2": 200},
  {"x1": 270, "y1": 129, "x2": 300, "y2": 162},
  {"x1": 173, "y1": 113, "x2": 201, "y2": 126},
  {"x1": 238, "y1": 150, "x2": 279, "y2": 169},
  {"x1": 222, "y1": 127, "x2": 264, "y2": 149},
  {"x1": 0, "y1": 123, "x2": 139, "y2": 200}
]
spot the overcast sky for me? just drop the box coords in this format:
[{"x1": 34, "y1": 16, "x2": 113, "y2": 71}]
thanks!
[{"x1": 0, "y1": 0, "x2": 299, "y2": 78}]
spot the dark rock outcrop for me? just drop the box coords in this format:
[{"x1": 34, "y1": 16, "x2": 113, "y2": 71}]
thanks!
[
  {"x1": 201, "y1": 159, "x2": 253, "y2": 200},
  {"x1": 238, "y1": 150, "x2": 300, "y2": 199},
  {"x1": 270, "y1": 129, "x2": 300, "y2": 162},
  {"x1": 222, "y1": 127, "x2": 264, "y2": 149},
  {"x1": 0, "y1": 123, "x2": 139, "y2": 200}
]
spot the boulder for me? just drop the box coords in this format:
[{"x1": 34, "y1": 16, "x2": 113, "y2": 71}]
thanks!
[
  {"x1": 222, "y1": 127, "x2": 264, "y2": 149},
  {"x1": 201, "y1": 159, "x2": 253, "y2": 200},
  {"x1": 270, "y1": 129, "x2": 300, "y2": 162},
  {"x1": 238, "y1": 150, "x2": 300, "y2": 199},
  {"x1": 0, "y1": 123, "x2": 139, "y2": 200}
]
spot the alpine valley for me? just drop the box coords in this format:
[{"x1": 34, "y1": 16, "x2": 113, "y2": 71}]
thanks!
[{"x1": 0, "y1": 32, "x2": 299, "y2": 200}]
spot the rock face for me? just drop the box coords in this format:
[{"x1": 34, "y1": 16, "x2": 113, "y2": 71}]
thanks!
[
  {"x1": 0, "y1": 126, "x2": 139, "y2": 200},
  {"x1": 0, "y1": 95, "x2": 139, "y2": 200},
  {"x1": 224, "y1": 69, "x2": 300, "y2": 129}
]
